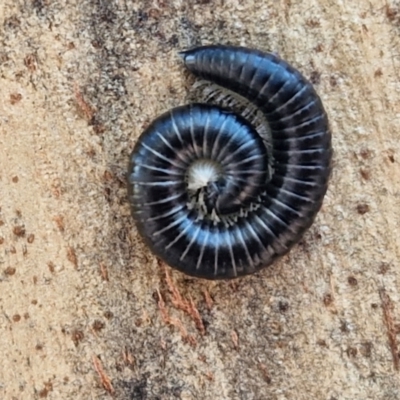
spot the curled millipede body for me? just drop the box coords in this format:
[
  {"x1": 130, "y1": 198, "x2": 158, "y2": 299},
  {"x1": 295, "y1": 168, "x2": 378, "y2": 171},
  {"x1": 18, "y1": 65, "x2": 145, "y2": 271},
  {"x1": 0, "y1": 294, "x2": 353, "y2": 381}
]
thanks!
[{"x1": 128, "y1": 45, "x2": 332, "y2": 280}]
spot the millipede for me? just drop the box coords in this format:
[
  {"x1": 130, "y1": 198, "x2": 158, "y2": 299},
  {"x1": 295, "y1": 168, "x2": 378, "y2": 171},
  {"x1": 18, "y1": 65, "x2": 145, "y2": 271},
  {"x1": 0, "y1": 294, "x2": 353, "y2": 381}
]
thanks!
[{"x1": 128, "y1": 45, "x2": 332, "y2": 280}]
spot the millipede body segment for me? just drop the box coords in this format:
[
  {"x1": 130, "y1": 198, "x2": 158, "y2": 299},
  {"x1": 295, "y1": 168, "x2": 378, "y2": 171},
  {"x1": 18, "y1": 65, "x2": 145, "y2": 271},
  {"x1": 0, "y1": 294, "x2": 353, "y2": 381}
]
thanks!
[{"x1": 128, "y1": 45, "x2": 332, "y2": 280}]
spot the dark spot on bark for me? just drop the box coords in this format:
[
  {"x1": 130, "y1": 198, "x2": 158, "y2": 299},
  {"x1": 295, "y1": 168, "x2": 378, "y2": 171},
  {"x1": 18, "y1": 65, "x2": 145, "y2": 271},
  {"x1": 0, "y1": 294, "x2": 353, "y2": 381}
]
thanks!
[{"x1": 356, "y1": 203, "x2": 369, "y2": 214}]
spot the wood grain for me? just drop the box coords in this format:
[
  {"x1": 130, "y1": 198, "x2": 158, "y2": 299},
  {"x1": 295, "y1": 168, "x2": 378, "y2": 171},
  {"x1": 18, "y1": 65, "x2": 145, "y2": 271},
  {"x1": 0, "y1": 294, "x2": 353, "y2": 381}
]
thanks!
[{"x1": 0, "y1": 0, "x2": 399, "y2": 398}]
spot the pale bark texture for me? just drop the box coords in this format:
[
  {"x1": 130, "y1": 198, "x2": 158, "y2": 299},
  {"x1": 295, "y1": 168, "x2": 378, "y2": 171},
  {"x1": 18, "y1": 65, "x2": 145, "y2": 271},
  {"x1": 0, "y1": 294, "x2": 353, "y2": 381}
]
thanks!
[{"x1": 1, "y1": 1, "x2": 400, "y2": 399}]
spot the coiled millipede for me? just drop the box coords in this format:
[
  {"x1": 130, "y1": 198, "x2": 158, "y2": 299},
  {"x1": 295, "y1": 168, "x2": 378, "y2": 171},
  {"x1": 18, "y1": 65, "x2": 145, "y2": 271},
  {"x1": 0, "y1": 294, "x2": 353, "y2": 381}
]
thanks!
[{"x1": 128, "y1": 45, "x2": 332, "y2": 280}]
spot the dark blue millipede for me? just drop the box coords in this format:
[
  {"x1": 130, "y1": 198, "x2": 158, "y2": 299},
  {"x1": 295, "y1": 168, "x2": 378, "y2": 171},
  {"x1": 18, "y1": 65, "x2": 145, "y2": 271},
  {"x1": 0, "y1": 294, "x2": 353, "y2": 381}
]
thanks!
[{"x1": 128, "y1": 45, "x2": 332, "y2": 280}]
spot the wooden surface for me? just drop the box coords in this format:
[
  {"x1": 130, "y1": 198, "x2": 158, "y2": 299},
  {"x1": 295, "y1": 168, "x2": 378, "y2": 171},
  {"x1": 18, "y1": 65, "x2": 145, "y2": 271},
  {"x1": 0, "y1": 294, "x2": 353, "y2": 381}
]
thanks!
[{"x1": 1, "y1": 1, "x2": 399, "y2": 399}]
